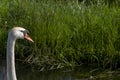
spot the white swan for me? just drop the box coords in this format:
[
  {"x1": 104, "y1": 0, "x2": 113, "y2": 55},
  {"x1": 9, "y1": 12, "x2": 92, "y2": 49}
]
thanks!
[{"x1": 7, "y1": 27, "x2": 33, "y2": 80}]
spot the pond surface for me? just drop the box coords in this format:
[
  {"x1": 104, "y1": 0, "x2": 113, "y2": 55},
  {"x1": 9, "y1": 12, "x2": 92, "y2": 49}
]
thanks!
[
  {"x1": 16, "y1": 62, "x2": 120, "y2": 80},
  {"x1": 1, "y1": 58, "x2": 120, "y2": 80}
]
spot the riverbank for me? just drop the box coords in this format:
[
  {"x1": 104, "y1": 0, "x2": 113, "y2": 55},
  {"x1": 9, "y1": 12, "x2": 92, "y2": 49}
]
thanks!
[{"x1": 0, "y1": 0, "x2": 120, "y2": 69}]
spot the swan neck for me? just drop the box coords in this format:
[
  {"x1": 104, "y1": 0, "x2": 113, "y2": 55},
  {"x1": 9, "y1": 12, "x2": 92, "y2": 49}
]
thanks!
[{"x1": 7, "y1": 35, "x2": 17, "y2": 80}]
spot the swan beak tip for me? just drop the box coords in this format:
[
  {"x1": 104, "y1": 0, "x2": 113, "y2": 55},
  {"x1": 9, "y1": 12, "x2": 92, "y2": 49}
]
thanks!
[{"x1": 24, "y1": 34, "x2": 34, "y2": 43}]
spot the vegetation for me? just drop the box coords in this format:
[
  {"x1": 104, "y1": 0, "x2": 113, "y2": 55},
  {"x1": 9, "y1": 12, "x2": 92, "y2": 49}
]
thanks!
[{"x1": 0, "y1": 0, "x2": 120, "y2": 69}]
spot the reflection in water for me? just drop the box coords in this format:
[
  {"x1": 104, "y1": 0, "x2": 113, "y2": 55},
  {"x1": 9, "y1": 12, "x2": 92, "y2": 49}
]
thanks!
[
  {"x1": 0, "y1": 58, "x2": 6, "y2": 80},
  {"x1": 0, "y1": 71, "x2": 2, "y2": 80},
  {"x1": 0, "y1": 58, "x2": 120, "y2": 80},
  {"x1": 16, "y1": 62, "x2": 120, "y2": 80},
  {"x1": 17, "y1": 63, "x2": 73, "y2": 80}
]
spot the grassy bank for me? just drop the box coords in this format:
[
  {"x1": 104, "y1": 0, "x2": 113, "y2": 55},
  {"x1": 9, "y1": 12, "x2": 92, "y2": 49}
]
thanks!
[{"x1": 0, "y1": 0, "x2": 120, "y2": 69}]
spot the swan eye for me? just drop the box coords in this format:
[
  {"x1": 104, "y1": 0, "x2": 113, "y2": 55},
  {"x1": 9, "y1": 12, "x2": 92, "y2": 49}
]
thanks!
[
  {"x1": 20, "y1": 30, "x2": 24, "y2": 33},
  {"x1": 20, "y1": 30, "x2": 30, "y2": 35}
]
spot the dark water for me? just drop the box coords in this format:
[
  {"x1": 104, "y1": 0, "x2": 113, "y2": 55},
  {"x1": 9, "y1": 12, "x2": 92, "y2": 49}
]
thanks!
[
  {"x1": 1, "y1": 59, "x2": 120, "y2": 80},
  {"x1": 16, "y1": 63, "x2": 120, "y2": 80}
]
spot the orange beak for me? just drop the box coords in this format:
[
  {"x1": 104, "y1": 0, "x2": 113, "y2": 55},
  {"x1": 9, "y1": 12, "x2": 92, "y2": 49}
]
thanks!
[{"x1": 24, "y1": 33, "x2": 34, "y2": 43}]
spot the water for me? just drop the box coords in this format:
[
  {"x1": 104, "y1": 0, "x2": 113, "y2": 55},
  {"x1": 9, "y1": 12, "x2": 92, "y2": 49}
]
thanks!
[
  {"x1": 16, "y1": 62, "x2": 120, "y2": 80},
  {"x1": 1, "y1": 59, "x2": 120, "y2": 80}
]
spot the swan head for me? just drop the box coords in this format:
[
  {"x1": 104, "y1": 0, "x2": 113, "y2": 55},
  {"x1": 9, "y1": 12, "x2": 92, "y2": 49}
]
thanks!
[{"x1": 9, "y1": 27, "x2": 34, "y2": 42}]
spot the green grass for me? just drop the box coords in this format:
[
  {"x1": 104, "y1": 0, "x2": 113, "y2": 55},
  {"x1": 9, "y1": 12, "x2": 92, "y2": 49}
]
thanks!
[{"x1": 0, "y1": 0, "x2": 120, "y2": 69}]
